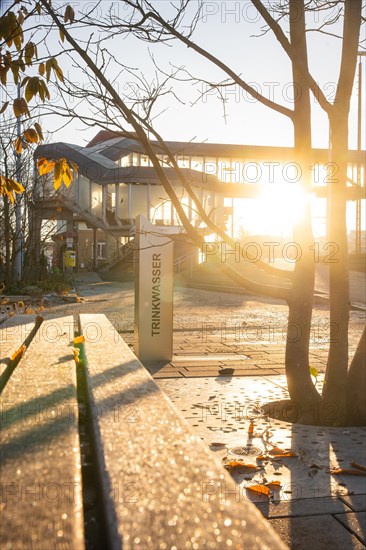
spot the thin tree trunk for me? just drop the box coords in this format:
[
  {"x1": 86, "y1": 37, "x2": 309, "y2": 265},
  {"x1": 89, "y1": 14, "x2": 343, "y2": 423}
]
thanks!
[
  {"x1": 346, "y1": 325, "x2": 366, "y2": 426},
  {"x1": 4, "y1": 196, "x2": 11, "y2": 285},
  {"x1": 322, "y1": 0, "x2": 362, "y2": 424},
  {"x1": 285, "y1": 0, "x2": 322, "y2": 423}
]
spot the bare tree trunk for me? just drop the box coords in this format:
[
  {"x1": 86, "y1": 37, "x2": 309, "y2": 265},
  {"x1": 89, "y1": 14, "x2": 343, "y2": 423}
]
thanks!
[
  {"x1": 322, "y1": 0, "x2": 362, "y2": 425},
  {"x1": 285, "y1": 0, "x2": 322, "y2": 423},
  {"x1": 346, "y1": 325, "x2": 366, "y2": 425}
]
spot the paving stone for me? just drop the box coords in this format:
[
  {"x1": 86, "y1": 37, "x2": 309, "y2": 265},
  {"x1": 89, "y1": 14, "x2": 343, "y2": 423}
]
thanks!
[
  {"x1": 255, "y1": 496, "x2": 353, "y2": 518},
  {"x1": 153, "y1": 372, "x2": 184, "y2": 378},
  {"x1": 340, "y1": 495, "x2": 366, "y2": 512},
  {"x1": 269, "y1": 514, "x2": 365, "y2": 549},
  {"x1": 334, "y1": 512, "x2": 366, "y2": 544}
]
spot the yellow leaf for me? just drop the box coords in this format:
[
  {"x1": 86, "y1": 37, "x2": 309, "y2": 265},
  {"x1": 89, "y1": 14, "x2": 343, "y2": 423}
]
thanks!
[
  {"x1": 248, "y1": 420, "x2": 254, "y2": 434},
  {"x1": 246, "y1": 484, "x2": 270, "y2": 497},
  {"x1": 38, "y1": 158, "x2": 55, "y2": 176},
  {"x1": 14, "y1": 136, "x2": 23, "y2": 154},
  {"x1": 25, "y1": 77, "x2": 40, "y2": 102},
  {"x1": 0, "y1": 67, "x2": 9, "y2": 86},
  {"x1": 10, "y1": 63, "x2": 20, "y2": 85},
  {"x1": 39, "y1": 80, "x2": 51, "y2": 101},
  {"x1": 266, "y1": 480, "x2": 282, "y2": 487},
  {"x1": 21, "y1": 76, "x2": 30, "y2": 88},
  {"x1": 13, "y1": 98, "x2": 22, "y2": 117},
  {"x1": 59, "y1": 28, "x2": 65, "y2": 43},
  {"x1": 309, "y1": 366, "x2": 318, "y2": 378},
  {"x1": 69, "y1": 161, "x2": 78, "y2": 173},
  {"x1": 74, "y1": 335, "x2": 85, "y2": 344},
  {"x1": 34, "y1": 122, "x2": 44, "y2": 141},
  {"x1": 53, "y1": 60, "x2": 64, "y2": 82},
  {"x1": 62, "y1": 165, "x2": 72, "y2": 187},
  {"x1": 39, "y1": 62, "x2": 45, "y2": 76},
  {"x1": 24, "y1": 42, "x2": 35, "y2": 65},
  {"x1": 46, "y1": 58, "x2": 52, "y2": 81},
  {"x1": 9, "y1": 179, "x2": 25, "y2": 193},
  {"x1": 54, "y1": 162, "x2": 62, "y2": 190},
  {"x1": 24, "y1": 128, "x2": 39, "y2": 143},
  {"x1": 11, "y1": 345, "x2": 26, "y2": 362},
  {"x1": 0, "y1": 101, "x2": 9, "y2": 115}
]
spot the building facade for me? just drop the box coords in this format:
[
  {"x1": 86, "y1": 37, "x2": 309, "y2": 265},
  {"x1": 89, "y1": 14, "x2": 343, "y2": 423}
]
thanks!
[{"x1": 33, "y1": 131, "x2": 365, "y2": 271}]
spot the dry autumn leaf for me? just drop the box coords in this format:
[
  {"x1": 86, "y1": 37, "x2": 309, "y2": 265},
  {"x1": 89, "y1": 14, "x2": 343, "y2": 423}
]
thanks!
[
  {"x1": 268, "y1": 447, "x2": 298, "y2": 457},
  {"x1": 72, "y1": 348, "x2": 80, "y2": 364},
  {"x1": 266, "y1": 480, "x2": 282, "y2": 487},
  {"x1": 11, "y1": 345, "x2": 26, "y2": 361},
  {"x1": 246, "y1": 484, "x2": 270, "y2": 496},
  {"x1": 74, "y1": 335, "x2": 85, "y2": 344},
  {"x1": 248, "y1": 420, "x2": 254, "y2": 434},
  {"x1": 222, "y1": 458, "x2": 260, "y2": 471}
]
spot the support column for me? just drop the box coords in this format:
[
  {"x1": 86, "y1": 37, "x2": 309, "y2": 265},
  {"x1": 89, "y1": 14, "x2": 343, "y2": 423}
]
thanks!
[
  {"x1": 147, "y1": 184, "x2": 151, "y2": 220},
  {"x1": 128, "y1": 184, "x2": 132, "y2": 219},
  {"x1": 102, "y1": 186, "x2": 107, "y2": 225},
  {"x1": 115, "y1": 183, "x2": 122, "y2": 227},
  {"x1": 93, "y1": 227, "x2": 97, "y2": 272}
]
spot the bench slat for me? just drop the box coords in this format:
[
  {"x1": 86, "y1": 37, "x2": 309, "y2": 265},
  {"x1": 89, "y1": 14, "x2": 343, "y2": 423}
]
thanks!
[
  {"x1": 0, "y1": 315, "x2": 39, "y2": 377},
  {"x1": 79, "y1": 313, "x2": 285, "y2": 550},
  {"x1": 0, "y1": 316, "x2": 84, "y2": 550}
]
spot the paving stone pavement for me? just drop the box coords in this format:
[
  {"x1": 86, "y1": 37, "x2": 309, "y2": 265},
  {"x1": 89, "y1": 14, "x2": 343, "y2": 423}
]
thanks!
[
  {"x1": 42, "y1": 273, "x2": 365, "y2": 549},
  {"x1": 42, "y1": 274, "x2": 365, "y2": 381}
]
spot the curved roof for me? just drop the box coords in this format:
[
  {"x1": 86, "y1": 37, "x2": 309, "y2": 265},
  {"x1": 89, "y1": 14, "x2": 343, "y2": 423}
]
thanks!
[{"x1": 35, "y1": 141, "x2": 223, "y2": 189}]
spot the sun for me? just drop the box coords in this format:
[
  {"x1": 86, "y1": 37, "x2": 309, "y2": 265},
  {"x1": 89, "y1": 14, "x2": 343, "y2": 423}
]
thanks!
[{"x1": 233, "y1": 183, "x2": 311, "y2": 238}]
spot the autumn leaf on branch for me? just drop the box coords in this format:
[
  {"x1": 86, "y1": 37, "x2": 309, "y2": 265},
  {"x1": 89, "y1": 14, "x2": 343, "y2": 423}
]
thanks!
[
  {"x1": 0, "y1": 175, "x2": 25, "y2": 203},
  {"x1": 64, "y1": 5, "x2": 75, "y2": 24},
  {"x1": 37, "y1": 157, "x2": 78, "y2": 190}
]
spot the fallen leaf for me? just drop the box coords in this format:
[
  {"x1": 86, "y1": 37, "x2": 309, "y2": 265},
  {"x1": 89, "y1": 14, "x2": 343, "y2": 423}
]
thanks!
[
  {"x1": 248, "y1": 420, "x2": 254, "y2": 434},
  {"x1": 266, "y1": 480, "x2": 282, "y2": 487},
  {"x1": 223, "y1": 459, "x2": 260, "y2": 471},
  {"x1": 74, "y1": 335, "x2": 85, "y2": 344},
  {"x1": 11, "y1": 345, "x2": 26, "y2": 361},
  {"x1": 210, "y1": 442, "x2": 226, "y2": 447},
  {"x1": 246, "y1": 484, "x2": 270, "y2": 496},
  {"x1": 269, "y1": 447, "x2": 298, "y2": 457}
]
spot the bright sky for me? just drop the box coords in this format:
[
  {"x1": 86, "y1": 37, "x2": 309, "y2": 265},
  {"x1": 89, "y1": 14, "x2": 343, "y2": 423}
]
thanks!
[
  {"x1": 1, "y1": 1, "x2": 365, "y2": 237},
  {"x1": 16, "y1": 0, "x2": 364, "y2": 150}
]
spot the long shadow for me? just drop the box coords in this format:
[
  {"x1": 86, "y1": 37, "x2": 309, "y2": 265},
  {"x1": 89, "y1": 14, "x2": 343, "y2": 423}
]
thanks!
[
  {"x1": 0, "y1": 316, "x2": 43, "y2": 393},
  {"x1": 1, "y1": 359, "x2": 160, "y2": 464}
]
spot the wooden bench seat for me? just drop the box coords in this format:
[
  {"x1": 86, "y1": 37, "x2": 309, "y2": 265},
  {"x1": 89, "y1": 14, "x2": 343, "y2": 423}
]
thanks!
[
  {"x1": 0, "y1": 316, "x2": 84, "y2": 550},
  {"x1": 1, "y1": 313, "x2": 285, "y2": 549}
]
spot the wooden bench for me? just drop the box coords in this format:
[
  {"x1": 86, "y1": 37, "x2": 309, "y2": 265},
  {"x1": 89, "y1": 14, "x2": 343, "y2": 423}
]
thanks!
[{"x1": 0, "y1": 313, "x2": 285, "y2": 550}]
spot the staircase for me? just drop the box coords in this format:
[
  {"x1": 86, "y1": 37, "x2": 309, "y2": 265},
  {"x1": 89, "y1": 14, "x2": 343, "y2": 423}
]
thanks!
[{"x1": 36, "y1": 193, "x2": 134, "y2": 236}]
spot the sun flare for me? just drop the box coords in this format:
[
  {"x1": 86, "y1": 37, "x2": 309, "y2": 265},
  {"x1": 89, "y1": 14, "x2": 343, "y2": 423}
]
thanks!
[{"x1": 233, "y1": 183, "x2": 312, "y2": 238}]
